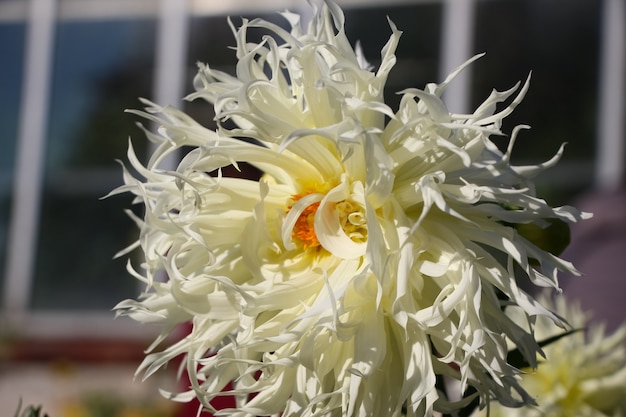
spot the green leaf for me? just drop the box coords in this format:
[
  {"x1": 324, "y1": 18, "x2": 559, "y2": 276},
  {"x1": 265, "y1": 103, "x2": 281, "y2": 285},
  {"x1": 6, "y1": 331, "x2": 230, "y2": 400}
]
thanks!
[{"x1": 515, "y1": 218, "x2": 571, "y2": 257}]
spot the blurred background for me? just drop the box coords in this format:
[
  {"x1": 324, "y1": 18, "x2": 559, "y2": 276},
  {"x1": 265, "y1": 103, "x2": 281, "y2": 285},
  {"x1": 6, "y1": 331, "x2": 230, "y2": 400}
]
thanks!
[{"x1": 0, "y1": 0, "x2": 623, "y2": 415}]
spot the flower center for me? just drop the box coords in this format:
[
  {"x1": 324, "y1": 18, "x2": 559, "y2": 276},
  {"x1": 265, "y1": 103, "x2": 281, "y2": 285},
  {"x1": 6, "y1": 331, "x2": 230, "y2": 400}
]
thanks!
[
  {"x1": 287, "y1": 191, "x2": 368, "y2": 253},
  {"x1": 291, "y1": 199, "x2": 321, "y2": 249}
]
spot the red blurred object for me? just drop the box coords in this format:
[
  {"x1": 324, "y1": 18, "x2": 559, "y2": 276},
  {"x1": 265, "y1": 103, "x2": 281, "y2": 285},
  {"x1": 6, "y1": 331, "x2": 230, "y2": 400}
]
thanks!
[{"x1": 173, "y1": 322, "x2": 236, "y2": 417}]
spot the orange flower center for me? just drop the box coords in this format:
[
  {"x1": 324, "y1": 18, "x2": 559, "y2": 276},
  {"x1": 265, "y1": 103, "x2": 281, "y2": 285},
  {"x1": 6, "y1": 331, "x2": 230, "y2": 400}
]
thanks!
[{"x1": 289, "y1": 195, "x2": 321, "y2": 250}]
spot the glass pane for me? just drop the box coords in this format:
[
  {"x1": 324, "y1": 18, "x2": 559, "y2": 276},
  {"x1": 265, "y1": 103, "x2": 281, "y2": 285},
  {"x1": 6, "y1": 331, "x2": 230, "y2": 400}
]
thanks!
[
  {"x1": 344, "y1": 5, "x2": 442, "y2": 109},
  {"x1": 473, "y1": 0, "x2": 601, "y2": 203},
  {"x1": 0, "y1": 23, "x2": 25, "y2": 305},
  {"x1": 31, "y1": 19, "x2": 156, "y2": 310},
  {"x1": 185, "y1": 12, "x2": 287, "y2": 130}
]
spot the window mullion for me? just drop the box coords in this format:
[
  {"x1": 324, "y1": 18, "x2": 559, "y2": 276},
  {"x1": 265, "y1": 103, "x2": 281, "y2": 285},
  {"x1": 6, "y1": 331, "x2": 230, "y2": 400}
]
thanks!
[
  {"x1": 150, "y1": 0, "x2": 190, "y2": 171},
  {"x1": 439, "y1": 0, "x2": 475, "y2": 114},
  {"x1": 3, "y1": 0, "x2": 57, "y2": 319},
  {"x1": 595, "y1": 0, "x2": 625, "y2": 191},
  {"x1": 154, "y1": 0, "x2": 189, "y2": 111}
]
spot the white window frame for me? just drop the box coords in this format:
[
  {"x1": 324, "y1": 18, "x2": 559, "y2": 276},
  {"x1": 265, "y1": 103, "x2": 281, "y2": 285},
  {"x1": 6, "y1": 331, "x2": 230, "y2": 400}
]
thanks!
[{"x1": 1, "y1": 0, "x2": 623, "y2": 339}]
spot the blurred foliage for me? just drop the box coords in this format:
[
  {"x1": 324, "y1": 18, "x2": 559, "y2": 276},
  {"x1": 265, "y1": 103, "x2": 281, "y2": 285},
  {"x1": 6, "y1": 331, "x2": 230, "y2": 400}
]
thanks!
[
  {"x1": 13, "y1": 400, "x2": 49, "y2": 417},
  {"x1": 515, "y1": 217, "x2": 572, "y2": 257},
  {"x1": 63, "y1": 392, "x2": 175, "y2": 417},
  {"x1": 13, "y1": 391, "x2": 175, "y2": 417}
]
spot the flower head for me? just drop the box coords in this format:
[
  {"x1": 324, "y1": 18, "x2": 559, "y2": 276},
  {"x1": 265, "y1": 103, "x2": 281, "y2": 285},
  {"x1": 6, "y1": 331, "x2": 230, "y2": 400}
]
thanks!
[
  {"x1": 483, "y1": 295, "x2": 626, "y2": 417},
  {"x1": 112, "y1": 1, "x2": 590, "y2": 416}
]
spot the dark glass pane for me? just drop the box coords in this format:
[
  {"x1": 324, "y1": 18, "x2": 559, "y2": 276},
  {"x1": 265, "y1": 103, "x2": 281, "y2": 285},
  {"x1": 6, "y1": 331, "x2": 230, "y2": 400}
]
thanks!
[
  {"x1": 46, "y1": 20, "x2": 156, "y2": 171},
  {"x1": 184, "y1": 12, "x2": 287, "y2": 130},
  {"x1": 0, "y1": 23, "x2": 25, "y2": 304},
  {"x1": 31, "y1": 19, "x2": 156, "y2": 310},
  {"x1": 473, "y1": 0, "x2": 601, "y2": 203},
  {"x1": 344, "y1": 5, "x2": 442, "y2": 109},
  {"x1": 33, "y1": 194, "x2": 141, "y2": 310}
]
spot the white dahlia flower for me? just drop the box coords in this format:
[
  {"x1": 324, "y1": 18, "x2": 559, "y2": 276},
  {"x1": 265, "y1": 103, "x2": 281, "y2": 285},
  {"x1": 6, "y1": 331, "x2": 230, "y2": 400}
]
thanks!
[
  {"x1": 111, "y1": 1, "x2": 590, "y2": 416},
  {"x1": 481, "y1": 295, "x2": 626, "y2": 417}
]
